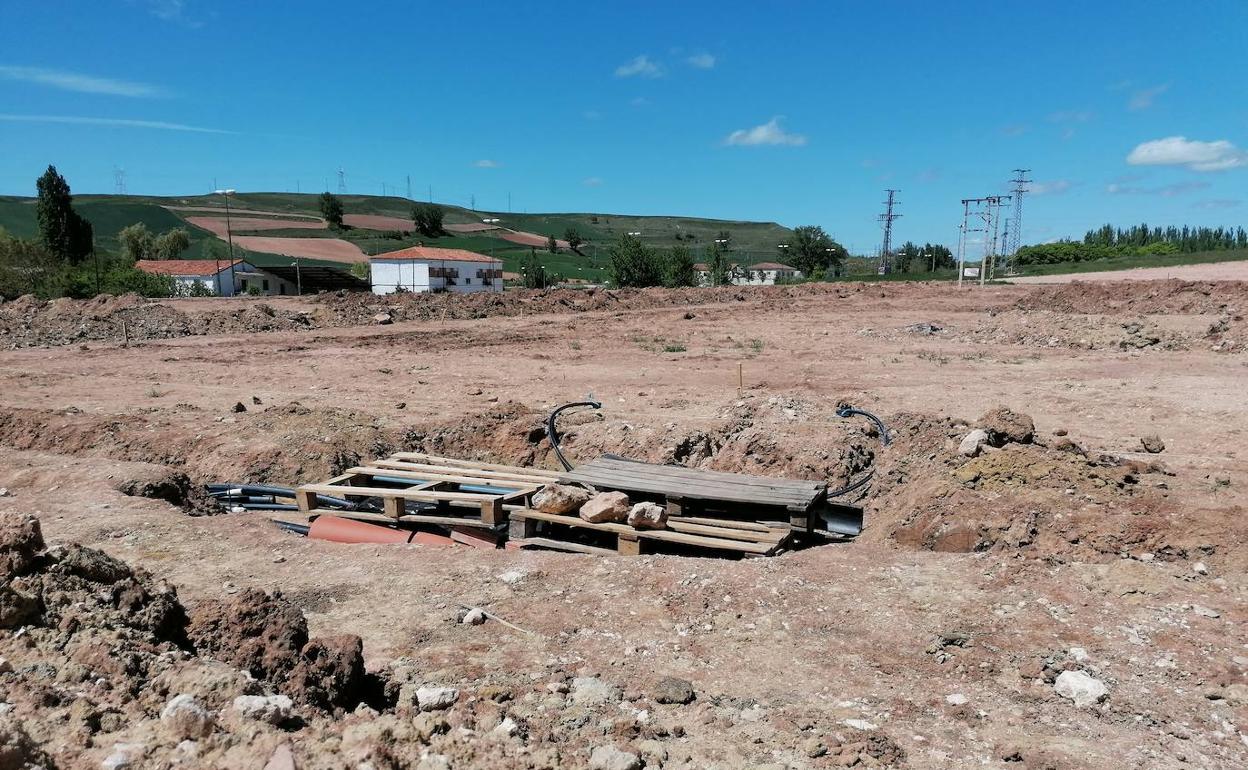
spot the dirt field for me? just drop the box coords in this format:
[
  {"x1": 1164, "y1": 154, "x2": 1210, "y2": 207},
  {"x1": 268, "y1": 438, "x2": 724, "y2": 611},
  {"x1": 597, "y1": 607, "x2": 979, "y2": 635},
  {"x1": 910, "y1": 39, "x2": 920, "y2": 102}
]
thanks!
[
  {"x1": 230, "y1": 235, "x2": 367, "y2": 263},
  {"x1": 1009, "y1": 259, "x2": 1248, "y2": 284},
  {"x1": 342, "y1": 214, "x2": 415, "y2": 231},
  {"x1": 185, "y1": 216, "x2": 329, "y2": 237},
  {"x1": 1, "y1": 279, "x2": 1246, "y2": 769}
]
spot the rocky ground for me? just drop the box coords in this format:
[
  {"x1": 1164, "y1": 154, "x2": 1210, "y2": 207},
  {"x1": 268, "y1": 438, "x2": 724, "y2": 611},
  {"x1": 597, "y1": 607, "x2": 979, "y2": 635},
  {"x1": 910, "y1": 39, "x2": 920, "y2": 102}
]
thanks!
[{"x1": 0, "y1": 279, "x2": 1246, "y2": 769}]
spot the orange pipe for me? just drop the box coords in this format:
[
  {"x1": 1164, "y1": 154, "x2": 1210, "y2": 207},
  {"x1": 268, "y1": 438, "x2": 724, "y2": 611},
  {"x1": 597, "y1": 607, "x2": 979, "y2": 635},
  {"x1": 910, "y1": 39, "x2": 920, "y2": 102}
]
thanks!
[{"x1": 308, "y1": 515, "x2": 454, "y2": 547}]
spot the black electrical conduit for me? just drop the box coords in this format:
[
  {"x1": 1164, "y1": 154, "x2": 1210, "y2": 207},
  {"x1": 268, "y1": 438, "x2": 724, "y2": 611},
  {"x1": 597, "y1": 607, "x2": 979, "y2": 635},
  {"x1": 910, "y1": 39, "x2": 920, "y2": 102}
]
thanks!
[{"x1": 546, "y1": 400, "x2": 602, "y2": 472}]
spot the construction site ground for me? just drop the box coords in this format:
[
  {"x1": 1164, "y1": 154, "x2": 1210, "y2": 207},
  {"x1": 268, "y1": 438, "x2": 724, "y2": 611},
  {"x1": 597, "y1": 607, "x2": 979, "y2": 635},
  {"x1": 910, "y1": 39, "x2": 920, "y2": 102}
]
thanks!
[{"x1": 0, "y1": 279, "x2": 1245, "y2": 769}]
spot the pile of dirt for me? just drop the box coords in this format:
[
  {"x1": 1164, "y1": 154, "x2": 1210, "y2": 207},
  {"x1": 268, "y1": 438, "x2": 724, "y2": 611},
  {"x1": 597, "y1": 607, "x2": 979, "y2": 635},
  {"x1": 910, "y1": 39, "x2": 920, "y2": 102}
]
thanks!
[
  {"x1": 0, "y1": 281, "x2": 970, "y2": 349},
  {"x1": 872, "y1": 312, "x2": 1185, "y2": 351},
  {"x1": 1013, "y1": 279, "x2": 1248, "y2": 315},
  {"x1": 0, "y1": 512, "x2": 914, "y2": 768}
]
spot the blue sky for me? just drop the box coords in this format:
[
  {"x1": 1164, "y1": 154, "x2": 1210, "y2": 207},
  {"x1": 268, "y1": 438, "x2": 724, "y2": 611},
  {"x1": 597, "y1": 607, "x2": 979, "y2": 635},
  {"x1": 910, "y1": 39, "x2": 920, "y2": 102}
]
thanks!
[{"x1": 1, "y1": 0, "x2": 1245, "y2": 252}]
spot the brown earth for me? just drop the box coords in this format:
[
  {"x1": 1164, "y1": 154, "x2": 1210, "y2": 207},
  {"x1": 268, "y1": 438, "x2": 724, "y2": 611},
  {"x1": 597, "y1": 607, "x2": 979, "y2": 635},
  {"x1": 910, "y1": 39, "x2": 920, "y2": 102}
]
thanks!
[
  {"x1": 229, "y1": 236, "x2": 367, "y2": 263},
  {"x1": 185, "y1": 216, "x2": 328, "y2": 237},
  {"x1": 1009, "y1": 260, "x2": 1248, "y2": 284},
  {"x1": 342, "y1": 215, "x2": 416, "y2": 231},
  {"x1": 0, "y1": 278, "x2": 1246, "y2": 768}
]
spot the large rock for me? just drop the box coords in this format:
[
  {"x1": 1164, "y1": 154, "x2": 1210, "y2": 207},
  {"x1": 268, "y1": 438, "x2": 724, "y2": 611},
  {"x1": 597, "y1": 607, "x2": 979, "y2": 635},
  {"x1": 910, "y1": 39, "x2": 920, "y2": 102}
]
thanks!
[
  {"x1": 579, "y1": 492, "x2": 630, "y2": 524},
  {"x1": 977, "y1": 406, "x2": 1035, "y2": 446},
  {"x1": 187, "y1": 589, "x2": 308, "y2": 682},
  {"x1": 286, "y1": 634, "x2": 367, "y2": 710},
  {"x1": 160, "y1": 694, "x2": 215, "y2": 739},
  {"x1": 589, "y1": 745, "x2": 641, "y2": 770},
  {"x1": 232, "y1": 694, "x2": 294, "y2": 725},
  {"x1": 627, "y1": 502, "x2": 668, "y2": 530},
  {"x1": 571, "y1": 676, "x2": 622, "y2": 705},
  {"x1": 958, "y1": 429, "x2": 990, "y2": 457},
  {"x1": 653, "y1": 676, "x2": 695, "y2": 704},
  {"x1": 531, "y1": 484, "x2": 592, "y2": 514},
  {"x1": 416, "y1": 686, "x2": 460, "y2": 711},
  {"x1": 1054, "y1": 670, "x2": 1108, "y2": 707},
  {"x1": 1140, "y1": 434, "x2": 1165, "y2": 454},
  {"x1": 0, "y1": 513, "x2": 42, "y2": 578}
]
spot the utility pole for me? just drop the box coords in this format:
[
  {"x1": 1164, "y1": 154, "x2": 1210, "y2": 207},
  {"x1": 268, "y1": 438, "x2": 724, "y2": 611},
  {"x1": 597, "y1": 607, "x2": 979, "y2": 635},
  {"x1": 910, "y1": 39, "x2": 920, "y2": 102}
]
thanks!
[
  {"x1": 878, "y1": 189, "x2": 901, "y2": 274},
  {"x1": 406, "y1": 175, "x2": 412, "y2": 199},
  {"x1": 337, "y1": 168, "x2": 347, "y2": 194},
  {"x1": 1004, "y1": 169, "x2": 1030, "y2": 273},
  {"x1": 428, "y1": 184, "x2": 433, "y2": 203},
  {"x1": 113, "y1": 167, "x2": 126, "y2": 195}
]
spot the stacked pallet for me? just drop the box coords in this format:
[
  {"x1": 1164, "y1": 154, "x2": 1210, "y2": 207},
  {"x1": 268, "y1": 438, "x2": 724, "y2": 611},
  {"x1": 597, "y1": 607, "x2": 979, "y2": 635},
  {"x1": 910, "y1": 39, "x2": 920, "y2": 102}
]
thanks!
[{"x1": 294, "y1": 452, "x2": 555, "y2": 530}]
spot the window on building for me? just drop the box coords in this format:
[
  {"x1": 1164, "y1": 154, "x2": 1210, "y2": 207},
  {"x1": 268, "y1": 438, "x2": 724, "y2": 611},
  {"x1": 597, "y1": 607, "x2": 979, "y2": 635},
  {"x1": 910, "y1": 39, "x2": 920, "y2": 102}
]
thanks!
[{"x1": 262, "y1": 279, "x2": 269, "y2": 291}]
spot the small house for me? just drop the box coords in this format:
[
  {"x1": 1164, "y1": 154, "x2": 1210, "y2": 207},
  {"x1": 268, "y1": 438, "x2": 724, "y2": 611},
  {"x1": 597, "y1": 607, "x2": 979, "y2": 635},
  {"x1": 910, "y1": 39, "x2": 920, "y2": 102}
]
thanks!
[
  {"x1": 369, "y1": 246, "x2": 504, "y2": 295},
  {"x1": 134, "y1": 259, "x2": 298, "y2": 297}
]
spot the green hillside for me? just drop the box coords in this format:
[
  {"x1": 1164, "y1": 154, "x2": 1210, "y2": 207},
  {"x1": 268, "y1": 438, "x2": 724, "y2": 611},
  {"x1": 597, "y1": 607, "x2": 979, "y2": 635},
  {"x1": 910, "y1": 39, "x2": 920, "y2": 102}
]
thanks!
[{"x1": 2, "y1": 192, "x2": 796, "y2": 280}]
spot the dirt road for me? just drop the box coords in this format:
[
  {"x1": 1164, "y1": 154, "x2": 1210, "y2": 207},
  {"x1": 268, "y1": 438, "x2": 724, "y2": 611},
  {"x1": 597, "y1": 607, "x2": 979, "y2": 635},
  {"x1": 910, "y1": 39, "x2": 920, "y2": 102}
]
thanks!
[
  {"x1": 0, "y1": 280, "x2": 1245, "y2": 768},
  {"x1": 1008, "y1": 259, "x2": 1248, "y2": 283}
]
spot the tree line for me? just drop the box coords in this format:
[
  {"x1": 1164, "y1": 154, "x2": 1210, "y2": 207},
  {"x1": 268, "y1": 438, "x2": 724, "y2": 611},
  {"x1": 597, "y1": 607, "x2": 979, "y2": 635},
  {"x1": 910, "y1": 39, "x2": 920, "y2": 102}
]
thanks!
[
  {"x1": 1016, "y1": 223, "x2": 1248, "y2": 266},
  {"x1": 1, "y1": 166, "x2": 188, "y2": 300}
]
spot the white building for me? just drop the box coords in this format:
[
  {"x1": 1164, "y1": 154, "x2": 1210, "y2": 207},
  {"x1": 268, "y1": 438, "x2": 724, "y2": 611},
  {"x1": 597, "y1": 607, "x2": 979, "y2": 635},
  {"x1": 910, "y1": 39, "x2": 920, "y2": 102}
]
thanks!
[
  {"x1": 692, "y1": 261, "x2": 802, "y2": 287},
  {"x1": 369, "y1": 246, "x2": 504, "y2": 295},
  {"x1": 134, "y1": 259, "x2": 299, "y2": 297},
  {"x1": 737, "y1": 262, "x2": 802, "y2": 285}
]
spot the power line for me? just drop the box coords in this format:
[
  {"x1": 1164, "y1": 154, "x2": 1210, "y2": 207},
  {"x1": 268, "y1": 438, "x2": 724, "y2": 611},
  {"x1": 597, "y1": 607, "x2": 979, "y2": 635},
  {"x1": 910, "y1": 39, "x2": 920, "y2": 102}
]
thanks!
[
  {"x1": 1005, "y1": 168, "x2": 1030, "y2": 272},
  {"x1": 878, "y1": 189, "x2": 901, "y2": 273}
]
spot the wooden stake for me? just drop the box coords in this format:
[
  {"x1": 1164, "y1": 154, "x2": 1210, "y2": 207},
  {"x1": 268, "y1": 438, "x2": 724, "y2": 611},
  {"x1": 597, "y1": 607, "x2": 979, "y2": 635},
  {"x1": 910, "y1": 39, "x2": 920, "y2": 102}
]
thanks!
[{"x1": 737, "y1": 362, "x2": 743, "y2": 396}]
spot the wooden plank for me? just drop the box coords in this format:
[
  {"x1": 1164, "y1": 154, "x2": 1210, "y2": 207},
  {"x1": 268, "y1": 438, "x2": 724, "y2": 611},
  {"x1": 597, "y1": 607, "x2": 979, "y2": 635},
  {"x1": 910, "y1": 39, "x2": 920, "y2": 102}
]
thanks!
[
  {"x1": 383, "y1": 496, "x2": 405, "y2": 520},
  {"x1": 678, "y1": 516, "x2": 775, "y2": 532},
  {"x1": 617, "y1": 534, "x2": 641, "y2": 556},
  {"x1": 305, "y1": 509, "x2": 495, "y2": 528},
  {"x1": 390, "y1": 452, "x2": 561, "y2": 478},
  {"x1": 369, "y1": 460, "x2": 554, "y2": 485},
  {"x1": 587, "y1": 457, "x2": 824, "y2": 491},
  {"x1": 509, "y1": 537, "x2": 618, "y2": 556},
  {"x1": 350, "y1": 465, "x2": 534, "y2": 489},
  {"x1": 665, "y1": 519, "x2": 788, "y2": 544},
  {"x1": 510, "y1": 509, "x2": 774, "y2": 554},
  {"x1": 564, "y1": 458, "x2": 824, "y2": 500},
  {"x1": 297, "y1": 483, "x2": 500, "y2": 503},
  {"x1": 561, "y1": 467, "x2": 818, "y2": 509},
  {"x1": 295, "y1": 489, "x2": 318, "y2": 512}
]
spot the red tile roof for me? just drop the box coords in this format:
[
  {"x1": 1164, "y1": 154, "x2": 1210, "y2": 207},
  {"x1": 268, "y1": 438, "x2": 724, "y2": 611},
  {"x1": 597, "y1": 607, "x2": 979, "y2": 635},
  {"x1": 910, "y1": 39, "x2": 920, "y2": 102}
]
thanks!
[
  {"x1": 370, "y1": 246, "x2": 501, "y2": 264},
  {"x1": 748, "y1": 262, "x2": 797, "y2": 271},
  {"x1": 135, "y1": 259, "x2": 243, "y2": 277}
]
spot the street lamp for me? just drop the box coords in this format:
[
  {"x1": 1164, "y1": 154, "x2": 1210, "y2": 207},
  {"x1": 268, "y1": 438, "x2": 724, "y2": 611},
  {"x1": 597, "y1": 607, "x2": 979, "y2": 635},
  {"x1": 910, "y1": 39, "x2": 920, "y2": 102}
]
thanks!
[
  {"x1": 290, "y1": 258, "x2": 302, "y2": 295},
  {"x1": 213, "y1": 189, "x2": 237, "y2": 295}
]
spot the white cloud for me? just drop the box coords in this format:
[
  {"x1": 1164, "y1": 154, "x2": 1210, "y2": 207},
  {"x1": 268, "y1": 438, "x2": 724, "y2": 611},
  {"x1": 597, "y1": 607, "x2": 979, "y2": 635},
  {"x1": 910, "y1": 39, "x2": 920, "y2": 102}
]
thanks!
[
  {"x1": 614, "y1": 55, "x2": 663, "y2": 79},
  {"x1": 1030, "y1": 179, "x2": 1073, "y2": 195},
  {"x1": 687, "y1": 53, "x2": 716, "y2": 69},
  {"x1": 582, "y1": 177, "x2": 604, "y2": 187},
  {"x1": 1048, "y1": 110, "x2": 1093, "y2": 123},
  {"x1": 472, "y1": 159, "x2": 500, "y2": 169},
  {"x1": 0, "y1": 66, "x2": 165, "y2": 97},
  {"x1": 1126, "y1": 136, "x2": 1248, "y2": 172},
  {"x1": 629, "y1": 96, "x2": 648, "y2": 107},
  {"x1": 1106, "y1": 180, "x2": 1210, "y2": 197},
  {"x1": 1001, "y1": 123, "x2": 1028, "y2": 137},
  {"x1": 582, "y1": 109, "x2": 602, "y2": 120},
  {"x1": 1128, "y1": 83, "x2": 1169, "y2": 111},
  {"x1": 722, "y1": 116, "x2": 807, "y2": 147},
  {"x1": 0, "y1": 114, "x2": 233, "y2": 133},
  {"x1": 1194, "y1": 199, "x2": 1240, "y2": 210}
]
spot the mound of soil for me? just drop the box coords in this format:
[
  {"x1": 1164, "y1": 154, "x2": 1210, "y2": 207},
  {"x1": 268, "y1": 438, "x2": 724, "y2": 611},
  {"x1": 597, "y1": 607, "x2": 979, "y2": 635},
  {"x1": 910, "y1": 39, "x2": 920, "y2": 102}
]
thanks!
[
  {"x1": 1014, "y1": 279, "x2": 1248, "y2": 315},
  {"x1": 0, "y1": 511, "x2": 914, "y2": 768}
]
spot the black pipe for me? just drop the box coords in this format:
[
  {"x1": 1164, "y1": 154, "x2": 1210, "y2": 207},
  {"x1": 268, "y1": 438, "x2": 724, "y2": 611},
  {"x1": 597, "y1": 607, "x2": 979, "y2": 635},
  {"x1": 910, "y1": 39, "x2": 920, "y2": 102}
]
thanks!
[
  {"x1": 205, "y1": 483, "x2": 358, "y2": 510},
  {"x1": 546, "y1": 400, "x2": 602, "y2": 471},
  {"x1": 836, "y1": 406, "x2": 891, "y2": 447},
  {"x1": 272, "y1": 520, "x2": 310, "y2": 536}
]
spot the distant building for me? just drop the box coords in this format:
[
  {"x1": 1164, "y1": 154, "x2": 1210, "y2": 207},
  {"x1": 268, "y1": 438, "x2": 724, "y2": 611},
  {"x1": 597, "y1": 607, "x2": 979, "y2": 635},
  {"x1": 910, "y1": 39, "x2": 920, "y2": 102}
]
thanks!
[
  {"x1": 369, "y1": 246, "x2": 504, "y2": 295},
  {"x1": 739, "y1": 262, "x2": 802, "y2": 285},
  {"x1": 692, "y1": 261, "x2": 802, "y2": 287},
  {"x1": 134, "y1": 259, "x2": 298, "y2": 297}
]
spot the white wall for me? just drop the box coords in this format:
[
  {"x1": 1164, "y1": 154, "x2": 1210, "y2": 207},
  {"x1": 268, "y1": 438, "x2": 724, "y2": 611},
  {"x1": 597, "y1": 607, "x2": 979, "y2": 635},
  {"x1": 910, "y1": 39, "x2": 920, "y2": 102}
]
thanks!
[{"x1": 371, "y1": 259, "x2": 503, "y2": 295}]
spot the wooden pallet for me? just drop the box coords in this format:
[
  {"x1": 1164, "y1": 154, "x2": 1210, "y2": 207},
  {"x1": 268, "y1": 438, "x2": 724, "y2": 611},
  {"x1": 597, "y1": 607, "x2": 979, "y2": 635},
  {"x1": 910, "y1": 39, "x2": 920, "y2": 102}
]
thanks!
[
  {"x1": 295, "y1": 453, "x2": 556, "y2": 529},
  {"x1": 507, "y1": 508, "x2": 791, "y2": 556},
  {"x1": 559, "y1": 455, "x2": 835, "y2": 529}
]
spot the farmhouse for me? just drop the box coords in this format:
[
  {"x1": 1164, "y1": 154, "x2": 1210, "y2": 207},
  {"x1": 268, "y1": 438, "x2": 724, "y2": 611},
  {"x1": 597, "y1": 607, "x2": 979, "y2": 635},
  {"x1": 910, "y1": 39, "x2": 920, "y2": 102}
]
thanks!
[
  {"x1": 134, "y1": 259, "x2": 299, "y2": 297},
  {"x1": 692, "y1": 261, "x2": 803, "y2": 287},
  {"x1": 369, "y1": 246, "x2": 504, "y2": 295},
  {"x1": 739, "y1": 261, "x2": 802, "y2": 285}
]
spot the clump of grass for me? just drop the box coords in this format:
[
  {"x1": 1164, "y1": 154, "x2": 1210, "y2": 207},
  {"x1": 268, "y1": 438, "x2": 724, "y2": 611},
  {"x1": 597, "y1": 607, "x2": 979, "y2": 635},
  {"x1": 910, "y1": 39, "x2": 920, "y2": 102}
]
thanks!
[
  {"x1": 663, "y1": 343, "x2": 687, "y2": 353},
  {"x1": 570, "y1": 341, "x2": 582, "y2": 350},
  {"x1": 749, "y1": 338, "x2": 765, "y2": 353}
]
